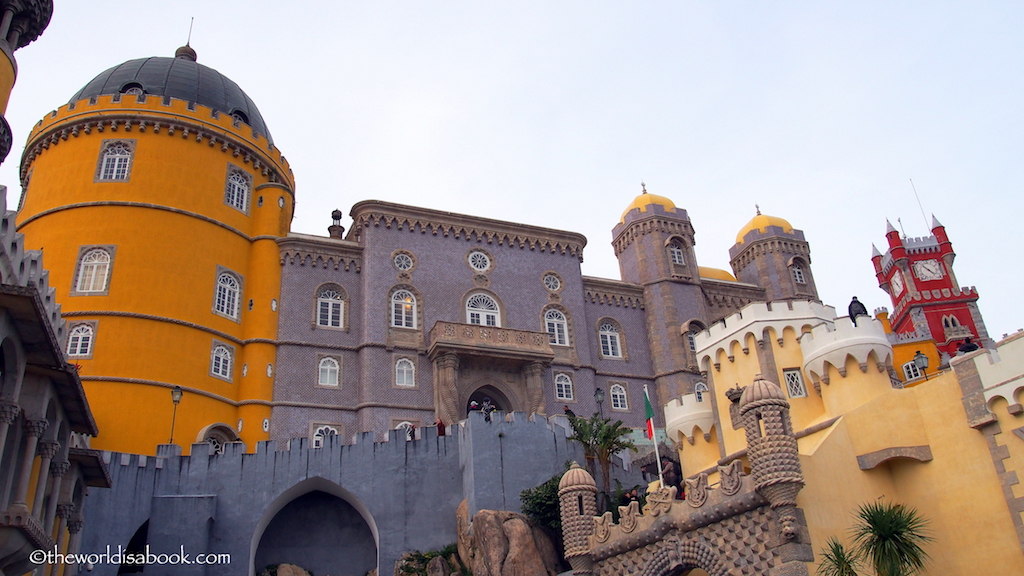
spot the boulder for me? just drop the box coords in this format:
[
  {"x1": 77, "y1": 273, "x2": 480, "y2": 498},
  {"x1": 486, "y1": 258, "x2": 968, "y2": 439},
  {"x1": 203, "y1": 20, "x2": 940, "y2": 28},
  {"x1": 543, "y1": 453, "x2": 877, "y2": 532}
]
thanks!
[
  {"x1": 457, "y1": 504, "x2": 561, "y2": 576},
  {"x1": 275, "y1": 565, "x2": 312, "y2": 576},
  {"x1": 426, "y1": 555, "x2": 451, "y2": 576}
]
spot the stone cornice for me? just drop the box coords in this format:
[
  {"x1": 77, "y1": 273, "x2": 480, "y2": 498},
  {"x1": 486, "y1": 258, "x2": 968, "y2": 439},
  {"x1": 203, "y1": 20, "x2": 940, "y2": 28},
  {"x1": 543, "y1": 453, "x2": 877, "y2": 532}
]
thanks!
[
  {"x1": 21, "y1": 96, "x2": 294, "y2": 189},
  {"x1": 278, "y1": 234, "x2": 362, "y2": 272},
  {"x1": 581, "y1": 276, "x2": 645, "y2": 309},
  {"x1": 611, "y1": 216, "x2": 694, "y2": 256},
  {"x1": 730, "y1": 237, "x2": 811, "y2": 270},
  {"x1": 348, "y1": 200, "x2": 587, "y2": 260}
]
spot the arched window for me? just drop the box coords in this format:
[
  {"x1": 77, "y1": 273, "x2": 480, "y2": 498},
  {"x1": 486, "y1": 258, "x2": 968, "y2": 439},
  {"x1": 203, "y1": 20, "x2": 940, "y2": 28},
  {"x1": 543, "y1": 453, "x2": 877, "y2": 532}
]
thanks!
[
  {"x1": 686, "y1": 331, "x2": 697, "y2": 352},
  {"x1": 694, "y1": 381, "x2": 708, "y2": 402},
  {"x1": 902, "y1": 361, "x2": 922, "y2": 382},
  {"x1": 668, "y1": 242, "x2": 685, "y2": 265},
  {"x1": 215, "y1": 273, "x2": 241, "y2": 319},
  {"x1": 545, "y1": 309, "x2": 568, "y2": 346},
  {"x1": 98, "y1": 141, "x2": 133, "y2": 181},
  {"x1": 555, "y1": 373, "x2": 574, "y2": 400},
  {"x1": 317, "y1": 286, "x2": 344, "y2": 328},
  {"x1": 318, "y1": 357, "x2": 339, "y2": 386},
  {"x1": 791, "y1": 262, "x2": 806, "y2": 284},
  {"x1": 67, "y1": 325, "x2": 94, "y2": 357},
  {"x1": 391, "y1": 290, "x2": 417, "y2": 328},
  {"x1": 312, "y1": 425, "x2": 337, "y2": 448},
  {"x1": 599, "y1": 322, "x2": 622, "y2": 358},
  {"x1": 225, "y1": 170, "x2": 250, "y2": 212},
  {"x1": 395, "y1": 358, "x2": 415, "y2": 387},
  {"x1": 943, "y1": 315, "x2": 960, "y2": 329},
  {"x1": 610, "y1": 384, "x2": 628, "y2": 410},
  {"x1": 466, "y1": 293, "x2": 499, "y2": 327},
  {"x1": 395, "y1": 421, "x2": 417, "y2": 441},
  {"x1": 76, "y1": 249, "x2": 111, "y2": 293},
  {"x1": 211, "y1": 345, "x2": 233, "y2": 379}
]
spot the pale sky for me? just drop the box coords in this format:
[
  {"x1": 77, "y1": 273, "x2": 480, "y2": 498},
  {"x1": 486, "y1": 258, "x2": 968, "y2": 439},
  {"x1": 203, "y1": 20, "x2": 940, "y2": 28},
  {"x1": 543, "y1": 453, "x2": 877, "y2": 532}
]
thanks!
[{"x1": 3, "y1": 2, "x2": 1021, "y2": 341}]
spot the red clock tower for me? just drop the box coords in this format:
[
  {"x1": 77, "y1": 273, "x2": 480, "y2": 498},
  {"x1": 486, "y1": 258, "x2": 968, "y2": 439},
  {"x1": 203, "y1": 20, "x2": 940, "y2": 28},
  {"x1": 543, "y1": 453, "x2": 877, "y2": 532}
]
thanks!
[{"x1": 871, "y1": 216, "x2": 992, "y2": 358}]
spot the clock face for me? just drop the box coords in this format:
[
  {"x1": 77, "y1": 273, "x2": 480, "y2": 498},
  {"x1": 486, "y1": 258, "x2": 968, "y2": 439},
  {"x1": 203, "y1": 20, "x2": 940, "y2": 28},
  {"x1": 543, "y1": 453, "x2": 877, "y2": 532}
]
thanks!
[
  {"x1": 913, "y1": 259, "x2": 944, "y2": 281},
  {"x1": 890, "y1": 269, "x2": 905, "y2": 295}
]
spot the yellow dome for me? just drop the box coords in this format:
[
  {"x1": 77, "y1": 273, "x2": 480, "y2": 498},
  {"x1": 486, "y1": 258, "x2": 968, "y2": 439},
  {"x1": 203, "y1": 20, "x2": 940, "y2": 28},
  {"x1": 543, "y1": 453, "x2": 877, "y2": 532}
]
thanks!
[
  {"x1": 698, "y1": 266, "x2": 737, "y2": 282},
  {"x1": 620, "y1": 191, "x2": 677, "y2": 222},
  {"x1": 735, "y1": 213, "x2": 794, "y2": 244}
]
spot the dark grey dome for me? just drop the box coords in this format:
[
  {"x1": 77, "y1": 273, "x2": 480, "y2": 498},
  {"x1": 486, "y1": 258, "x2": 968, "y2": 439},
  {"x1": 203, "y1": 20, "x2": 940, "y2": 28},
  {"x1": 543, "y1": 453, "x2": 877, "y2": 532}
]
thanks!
[{"x1": 68, "y1": 52, "x2": 273, "y2": 144}]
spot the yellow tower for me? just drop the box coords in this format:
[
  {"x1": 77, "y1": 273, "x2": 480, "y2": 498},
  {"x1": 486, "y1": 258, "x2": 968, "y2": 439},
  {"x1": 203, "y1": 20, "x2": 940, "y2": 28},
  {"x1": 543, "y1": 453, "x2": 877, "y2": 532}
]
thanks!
[{"x1": 16, "y1": 46, "x2": 294, "y2": 455}]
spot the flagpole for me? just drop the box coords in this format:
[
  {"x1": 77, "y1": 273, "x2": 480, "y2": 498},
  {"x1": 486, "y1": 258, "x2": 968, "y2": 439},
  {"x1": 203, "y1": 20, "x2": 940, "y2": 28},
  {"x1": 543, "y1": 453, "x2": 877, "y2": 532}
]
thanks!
[{"x1": 644, "y1": 385, "x2": 664, "y2": 488}]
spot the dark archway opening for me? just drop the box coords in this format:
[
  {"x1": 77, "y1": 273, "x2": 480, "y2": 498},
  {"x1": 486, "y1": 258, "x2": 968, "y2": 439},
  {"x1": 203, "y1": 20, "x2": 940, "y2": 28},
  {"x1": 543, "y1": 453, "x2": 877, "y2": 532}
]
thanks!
[
  {"x1": 466, "y1": 385, "x2": 512, "y2": 416},
  {"x1": 254, "y1": 490, "x2": 375, "y2": 576},
  {"x1": 117, "y1": 520, "x2": 149, "y2": 574}
]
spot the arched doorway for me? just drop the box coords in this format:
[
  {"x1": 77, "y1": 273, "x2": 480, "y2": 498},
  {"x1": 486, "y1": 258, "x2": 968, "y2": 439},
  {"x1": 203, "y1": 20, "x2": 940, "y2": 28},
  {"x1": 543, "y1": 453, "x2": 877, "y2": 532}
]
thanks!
[
  {"x1": 251, "y1": 477, "x2": 378, "y2": 576},
  {"x1": 465, "y1": 385, "x2": 512, "y2": 417}
]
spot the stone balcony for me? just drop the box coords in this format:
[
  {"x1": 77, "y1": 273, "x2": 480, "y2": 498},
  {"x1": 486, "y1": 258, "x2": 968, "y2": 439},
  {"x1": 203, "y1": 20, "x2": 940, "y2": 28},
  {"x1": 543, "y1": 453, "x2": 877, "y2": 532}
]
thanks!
[
  {"x1": 427, "y1": 321, "x2": 555, "y2": 363},
  {"x1": 944, "y1": 325, "x2": 974, "y2": 341}
]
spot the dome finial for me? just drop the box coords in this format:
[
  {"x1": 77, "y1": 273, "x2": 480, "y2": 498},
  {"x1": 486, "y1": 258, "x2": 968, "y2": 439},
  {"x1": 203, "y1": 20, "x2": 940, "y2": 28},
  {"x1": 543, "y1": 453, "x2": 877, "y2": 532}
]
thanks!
[
  {"x1": 641, "y1": 181, "x2": 646, "y2": 194},
  {"x1": 176, "y1": 18, "x2": 197, "y2": 61},
  {"x1": 755, "y1": 203, "x2": 761, "y2": 216}
]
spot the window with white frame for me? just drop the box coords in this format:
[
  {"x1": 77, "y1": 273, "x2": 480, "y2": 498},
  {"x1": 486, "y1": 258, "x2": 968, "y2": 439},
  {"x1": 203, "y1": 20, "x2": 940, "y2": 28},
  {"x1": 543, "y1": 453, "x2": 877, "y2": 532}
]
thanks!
[
  {"x1": 599, "y1": 322, "x2": 622, "y2": 358},
  {"x1": 75, "y1": 249, "x2": 112, "y2": 293},
  {"x1": 694, "y1": 381, "x2": 709, "y2": 402},
  {"x1": 555, "y1": 373, "x2": 574, "y2": 400},
  {"x1": 669, "y1": 242, "x2": 685, "y2": 265},
  {"x1": 545, "y1": 309, "x2": 568, "y2": 345},
  {"x1": 312, "y1": 425, "x2": 337, "y2": 448},
  {"x1": 393, "y1": 253, "x2": 414, "y2": 271},
  {"x1": 67, "y1": 324, "x2": 94, "y2": 357},
  {"x1": 211, "y1": 345, "x2": 233, "y2": 380},
  {"x1": 225, "y1": 168, "x2": 251, "y2": 212},
  {"x1": 214, "y1": 272, "x2": 241, "y2": 319},
  {"x1": 468, "y1": 250, "x2": 491, "y2": 272},
  {"x1": 466, "y1": 293, "x2": 499, "y2": 327},
  {"x1": 395, "y1": 358, "x2": 415, "y2": 387},
  {"x1": 317, "y1": 286, "x2": 344, "y2": 328},
  {"x1": 97, "y1": 141, "x2": 133, "y2": 181},
  {"x1": 902, "y1": 361, "x2": 921, "y2": 381},
  {"x1": 318, "y1": 357, "x2": 339, "y2": 387},
  {"x1": 791, "y1": 263, "x2": 806, "y2": 284},
  {"x1": 391, "y1": 290, "x2": 417, "y2": 328},
  {"x1": 610, "y1": 384, "x2": 628, "y2": 410},
  {"x1": 686, "y1": 330, "x2": 697, "y2": 352},
  {"x1": 783, "y1": 369, "x2": 807, "y2": 398}
]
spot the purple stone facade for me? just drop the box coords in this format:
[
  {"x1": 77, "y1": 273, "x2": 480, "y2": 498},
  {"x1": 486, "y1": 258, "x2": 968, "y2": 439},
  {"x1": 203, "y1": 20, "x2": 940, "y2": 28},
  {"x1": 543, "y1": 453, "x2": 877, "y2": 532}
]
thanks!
[{"x1": 272, "y1": 198, "x2": 817, "y2": 443}]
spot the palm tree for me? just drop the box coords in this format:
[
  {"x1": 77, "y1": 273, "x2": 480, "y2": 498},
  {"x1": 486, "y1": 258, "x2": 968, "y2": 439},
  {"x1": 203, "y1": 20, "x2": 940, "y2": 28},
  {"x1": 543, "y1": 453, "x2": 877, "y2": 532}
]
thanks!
[
  {"x1": 852, "y1": 501, "x2": 932, "y2": 576},
  {"x1": 816, "y1": 537, "x2": 861, "y2": 576},
  {"x1": 568, "y1": 414, "x2": 636, "y2": 511}
]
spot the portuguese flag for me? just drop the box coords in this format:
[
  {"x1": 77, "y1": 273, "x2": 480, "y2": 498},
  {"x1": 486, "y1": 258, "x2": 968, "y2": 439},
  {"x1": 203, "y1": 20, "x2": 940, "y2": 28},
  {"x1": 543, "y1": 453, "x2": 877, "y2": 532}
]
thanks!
[{"x1": 644, "y1": 385, "x2": 656, "y2": 440}]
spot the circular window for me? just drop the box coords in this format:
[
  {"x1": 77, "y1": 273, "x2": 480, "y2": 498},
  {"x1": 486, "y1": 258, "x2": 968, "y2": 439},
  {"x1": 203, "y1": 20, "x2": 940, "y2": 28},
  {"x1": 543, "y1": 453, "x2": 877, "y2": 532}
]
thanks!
[
  {"x1": 543, "y1": 274, "x2": 561, "y2": 291},
  {"x1": 394, "y1": 253, "x2": 414, "y2": 271},
  {"x1": 468, "y1": 251, "x2": 491, "y2": 272}
]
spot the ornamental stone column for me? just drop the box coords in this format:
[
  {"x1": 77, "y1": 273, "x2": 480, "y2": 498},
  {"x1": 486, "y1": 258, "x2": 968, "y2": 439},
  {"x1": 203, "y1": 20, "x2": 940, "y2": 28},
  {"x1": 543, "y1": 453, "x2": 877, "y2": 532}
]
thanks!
[
  {"x1": 523, "y1": 361, "x2": 546, "y2": 416},
  {"x1": 32, "y1": 441, "x2": 60, "y2": 517},
  {"x1": 0, "y1": 400, "x2": 19, "y2": 467},
  {"x1": 558, "y1": 462, "x2": 597, "y2": 575},
  {"x1": 12, "y1": 418, "x2": 47, "y2": 506},
  {"x1": 434, "y1": 353, "x2": 460, "y2": 425},
  {"x1": 52, "y1": 503, "x2": 74, "y2": 568},
  {"x1": 62, "y1": 517, "x2": 84, "y2": 576},
  {"x1": 44, "y1": 461, "x2": 70, "y2": 534}
]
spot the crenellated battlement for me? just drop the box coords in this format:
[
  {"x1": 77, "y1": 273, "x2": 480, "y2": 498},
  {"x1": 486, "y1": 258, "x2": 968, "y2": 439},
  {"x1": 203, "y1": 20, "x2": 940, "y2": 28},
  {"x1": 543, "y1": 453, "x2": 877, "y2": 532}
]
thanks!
[
  {"x1": 664, "y1": 393, "x2": 714, "y2": 441},
  {"x1": 21, "y1": 94, "x2": 293, "y2": 186},
  {"x1": 694, "y1": 300, "x2": 835, "y2": 367},
  {"x1": 799, "y1": 315, "x2": 892, "y2": 385}
]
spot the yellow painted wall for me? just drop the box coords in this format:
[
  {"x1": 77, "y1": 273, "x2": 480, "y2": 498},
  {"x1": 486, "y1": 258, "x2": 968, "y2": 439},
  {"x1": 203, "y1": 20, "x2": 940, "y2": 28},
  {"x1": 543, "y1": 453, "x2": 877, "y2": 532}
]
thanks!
[
  {"x1": 17, "y1": 96, "x2": 294, "y2": 455},
  {"x1": 678, "y1": 424, "x2": 720, "y2": 478}
]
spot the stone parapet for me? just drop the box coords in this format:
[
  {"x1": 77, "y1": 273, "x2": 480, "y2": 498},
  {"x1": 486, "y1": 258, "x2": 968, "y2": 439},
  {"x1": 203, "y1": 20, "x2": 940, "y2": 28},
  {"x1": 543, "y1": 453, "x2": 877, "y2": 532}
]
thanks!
[
  {"x1": 799, "y1": 316, "x2": 892, "y2": 384},
  {"x1": 694, "y1": 301, "x2": 835, "y2": 369},
  {"x1": 664, "y1": 393, "x2": 714, "y2": 441}
]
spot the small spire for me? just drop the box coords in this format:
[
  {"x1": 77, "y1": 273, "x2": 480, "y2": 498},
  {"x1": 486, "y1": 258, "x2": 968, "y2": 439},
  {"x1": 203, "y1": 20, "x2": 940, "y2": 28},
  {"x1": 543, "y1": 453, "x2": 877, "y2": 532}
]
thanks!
[
  {"x1": 640, "y1": 181, "x2": 646, "y2": 194},
  {"x1": 755, "y1": 204, "x2": 761, "y2": 216},
  {"x1": 871, "y1": 244, "x2": 882, "y2": 258},
  {"x1": 931, "y1": 214, "x2": 943, "y2": 229},
  {"x1": 885, "y1": 219, "x2": 897, "y2": 234}
]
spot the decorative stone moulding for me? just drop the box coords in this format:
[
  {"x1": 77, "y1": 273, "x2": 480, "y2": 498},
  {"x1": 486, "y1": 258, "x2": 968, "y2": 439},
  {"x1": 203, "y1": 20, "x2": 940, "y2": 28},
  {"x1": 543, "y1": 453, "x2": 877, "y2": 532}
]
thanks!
[
  {"x1": 800, "y1": 316, "x2": 893, "y2": 385},
  {"x1": 664, "y1": 393, "x2": 714, "y2": 442},
  {"x1": 20, "y1": 95, "x2": 293, "y2": 186},
  {"x1": 694, "y1": 300, "x2": 835, "y2": 366}
]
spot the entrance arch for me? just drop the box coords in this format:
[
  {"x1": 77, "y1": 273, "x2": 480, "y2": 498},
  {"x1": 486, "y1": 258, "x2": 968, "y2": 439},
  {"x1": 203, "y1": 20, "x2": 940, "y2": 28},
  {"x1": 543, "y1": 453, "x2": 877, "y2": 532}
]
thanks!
[
  {"x1": 465, "y1": 383, "x2": 514, "y2": 417},
  {"x1": 250, "y1": 477, "x2": 378, "y2": 576},
  {"x1": 639, "y1": 538, "x2": 728, "y2": 576}
]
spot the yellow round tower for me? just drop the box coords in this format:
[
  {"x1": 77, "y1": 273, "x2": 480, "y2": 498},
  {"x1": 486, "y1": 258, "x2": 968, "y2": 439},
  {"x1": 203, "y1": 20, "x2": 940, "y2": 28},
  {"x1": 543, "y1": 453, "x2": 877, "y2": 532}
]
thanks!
[{"x1": 16, "y1": 46, "x2": 294, "y2": 455}]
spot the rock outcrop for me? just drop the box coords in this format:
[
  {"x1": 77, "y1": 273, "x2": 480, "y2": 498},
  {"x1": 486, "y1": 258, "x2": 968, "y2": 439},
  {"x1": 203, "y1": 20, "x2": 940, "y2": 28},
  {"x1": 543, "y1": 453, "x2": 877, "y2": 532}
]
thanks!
[{"x1": 456, "y1": 500, "x2": 562, "y2": 576}]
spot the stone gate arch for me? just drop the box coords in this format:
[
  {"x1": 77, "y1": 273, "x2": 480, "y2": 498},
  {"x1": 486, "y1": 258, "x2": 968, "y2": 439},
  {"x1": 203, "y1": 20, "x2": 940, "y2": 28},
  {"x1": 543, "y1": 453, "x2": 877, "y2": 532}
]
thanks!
[
  {"x1": 249, "y1": 476, "x2": 379, "y2": 576},
  {"x1": 640, "y1": 536, "x2": 729, "y2": 576},
  {"x1": 462, "y1": 377, "x2": 518, "y2": 416}
]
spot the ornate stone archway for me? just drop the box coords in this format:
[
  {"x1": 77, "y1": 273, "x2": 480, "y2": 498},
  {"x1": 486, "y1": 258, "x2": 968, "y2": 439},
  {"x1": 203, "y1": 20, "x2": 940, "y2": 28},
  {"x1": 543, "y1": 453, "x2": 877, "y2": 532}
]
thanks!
[{"x1": 640, "y1": 536, "x2": 728, "y2": 576}]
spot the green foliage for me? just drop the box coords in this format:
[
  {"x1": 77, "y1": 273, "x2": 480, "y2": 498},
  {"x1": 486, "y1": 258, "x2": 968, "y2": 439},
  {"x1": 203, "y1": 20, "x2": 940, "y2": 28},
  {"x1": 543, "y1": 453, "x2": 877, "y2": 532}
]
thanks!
[
  {"x1": 852, "y1": 501, "x2": 932, "y2": 576},
  {"x1": 816, "y1": 538, "x2": 861, "y2": 576},
  {"x1": 520, "y1": 462, "x2": 571, "y2": 532},
  {"x1": 396, "y1": 544, "x2": 467, "y2": 576},
  {"x1": 568, "y1": 415, "x2": 637, "y2": 511}
]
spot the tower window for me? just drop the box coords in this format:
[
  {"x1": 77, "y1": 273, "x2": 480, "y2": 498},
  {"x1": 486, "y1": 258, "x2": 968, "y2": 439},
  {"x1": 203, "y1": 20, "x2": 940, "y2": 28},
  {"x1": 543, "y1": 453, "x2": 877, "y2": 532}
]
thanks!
[
  {"x1": 211, "y1": 344, "x2": 234, "y2": 380},
  {"x1": 783, "y1": 369, "x2": 807, "y2": 398},
  {"x1": 466, "y1": 293, "x2": 500, "y2": 327},
  {"x1": 791, "y1": 264, "x2": 806, "y2": 284},
  {"x1": 545, "y1": 309, "x2": 568, "y2": 346},
  {"x1": 694, "y1": 381, "x2": 708, "y2": 402},
  {"x1": 74, "y1": 248, "x2": 114, "y2": 294},
  {"x1": 316, "y1": 285, "x2": 345, "y2": 328},
  {"x1": 391, "y1": 289, "x2": 417, "y2": 328},
  {"x1": 610, "y1": 384, "x2": 628, "y2": 410},
  {"x1": 67, "y1": 324, "x2": 95, "y2": 358},
  {"x1": 95, "y1": 140, "x2": 135, "y2": 182},
  {"x1": 599, "y1": 322, "x2": 622, "y2": 358},
  {"x1": 213, "y1": 270, "x2": 242, "y2": 320},
  {"x1": 224, "y1": 167, "x2": 252, "y2": 213},
  {"x1": 555, "y1": 373, "x2": 574, "y2": 400},
  {"x1": 395, "y1": 358, "x2": 415, "y2": 387},
  {"x1": 318, "y1": 357, "x2": 340, "y2": 387},
  {"x1": 669, "y1": 242, "x2": 685, "y2": 265},
  {"x1": 312, "y1": 425, "x2": 338, "y2": 448}
]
